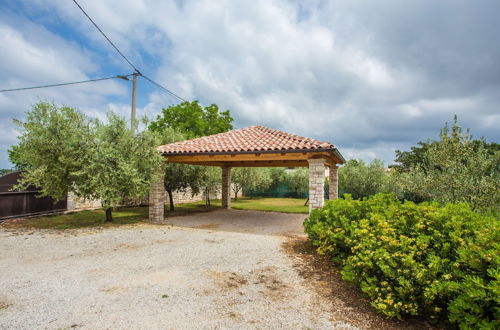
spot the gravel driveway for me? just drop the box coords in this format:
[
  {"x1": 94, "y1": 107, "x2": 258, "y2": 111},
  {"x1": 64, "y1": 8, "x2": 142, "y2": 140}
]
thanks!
[{"x1": 0, "y1": 210, "x2": 414, "y2": 329}]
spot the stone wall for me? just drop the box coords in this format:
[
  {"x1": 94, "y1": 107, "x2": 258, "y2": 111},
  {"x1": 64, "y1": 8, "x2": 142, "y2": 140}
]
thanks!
[
  {"x1": 167, "y1": 189, "x2": 206, "y2": 204},
  {"x1": 67, "y1": 192, "x2": 102, "y2": 211},
  {"x1": 67, "y1": 182, "x2": 235, "y2": 213}
]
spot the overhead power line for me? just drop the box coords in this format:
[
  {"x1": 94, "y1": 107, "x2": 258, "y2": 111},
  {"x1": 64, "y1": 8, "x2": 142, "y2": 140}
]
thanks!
[
  {"x1": 72, "y1": 0, "x2": 187, "y2": 103},
  {"x1": 0, "y1": 75, "x2": 132, "y2": 93},
  {"x1": 140, "y1": 75, "x2": 187, "y2": 102},
  {"x1": 72, "y1": 0, "x2": 141, "y2": 74}
]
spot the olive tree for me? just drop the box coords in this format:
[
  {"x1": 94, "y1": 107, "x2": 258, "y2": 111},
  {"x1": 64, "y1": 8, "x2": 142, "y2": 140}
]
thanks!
[
  {"x1": 231, "y1": 167, "x2": 272, "y2": 200},
  {"x1": 396, "y1": 118, "x2": 500, "y2": 212},
  {"x1": 338, "y1": 159, "x2": 390, "y2": 199},
  {"x1": 10, "y1": 102, "x2": 164, "y2": 222},
  {"x1": 149, "y1": 101, "x2": 234, "y2": 209}
]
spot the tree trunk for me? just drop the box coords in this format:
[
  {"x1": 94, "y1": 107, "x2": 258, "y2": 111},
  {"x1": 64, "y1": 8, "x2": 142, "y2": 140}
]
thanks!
[
  {"x1": 205, "y1": 188, "x2": 211, "y2": 206},
  {"x1": 105, "y1": 207, "x2": 113, "y2": 222},
  {"x1": 167, "y1": 189, "x2": 174, "y2": 211},
  {"x1": 234, "y1": 190, "x2": 238, "y2": 201}
]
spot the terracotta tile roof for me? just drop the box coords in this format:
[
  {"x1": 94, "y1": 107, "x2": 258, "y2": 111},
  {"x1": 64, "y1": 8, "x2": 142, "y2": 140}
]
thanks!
[{"x1": 158, "y1": 126, "x2": 336, "y2": 154}]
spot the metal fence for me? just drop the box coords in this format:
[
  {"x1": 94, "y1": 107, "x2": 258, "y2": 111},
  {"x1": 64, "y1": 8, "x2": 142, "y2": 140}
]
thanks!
[{"x1": 0, "y1": 171, "x2": 67, "y2": 220}]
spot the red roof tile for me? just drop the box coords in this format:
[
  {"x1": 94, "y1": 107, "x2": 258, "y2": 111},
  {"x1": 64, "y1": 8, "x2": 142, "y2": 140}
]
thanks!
[{"x1": 158, "y1": 126, "x2": 336, "y2": 154}]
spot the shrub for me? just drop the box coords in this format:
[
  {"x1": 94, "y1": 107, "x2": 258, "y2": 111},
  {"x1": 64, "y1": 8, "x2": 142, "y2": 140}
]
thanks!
[{"x1": 304, "y1": 194, "x2": 499, "y2": 329}]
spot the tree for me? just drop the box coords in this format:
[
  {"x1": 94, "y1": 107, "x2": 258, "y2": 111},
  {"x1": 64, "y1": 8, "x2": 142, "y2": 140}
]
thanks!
[
  {"x1": 200, "y1": 166, "x2": 221, "y2": 206},
  {"x1": 285, "y1": 168, "x2": 309, "y2": 196},
  {"x1": 10, "y1": 102, "x2": 164, "y2": 222},
  {"x1": 338, "y1": 159, "x2": 390, "y2": 199},
  {"x1": 392, "y1": 133, "x2": 499, "y2": 174},
  {"x1": 231, "y1": 167, "x2": 272, "y2": 200},
  {"x1": 149, "y1": 101, "x2": 234, "y2": 209},
  {"x1": 268, "y1": 167, "x2": 287, "y2": 186},
  {"x1": 163, "y1": 164, "x2": 206, "y2": 211},
  {"x1": 149, "y1": 101, "x2": 233, "y2": 139},
  {"x1": 154, "y1": 128, "x2": 202, "y2": 212},
  {"x1": 76, "y1": 113, "x2": 164, "y2": 221},
  {"x1": 9, "y1": 102, "x2": 94, "y2": 200},
  {"x1": 396, "y1": 117, "x2": 500, "y2": 212},
  {"x1": 392, "y1": 141, "x2": 433, "y2": 173}
]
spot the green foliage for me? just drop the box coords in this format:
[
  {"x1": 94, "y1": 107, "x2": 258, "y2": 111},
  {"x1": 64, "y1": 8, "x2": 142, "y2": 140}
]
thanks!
[
  {"x1": 393, "y1": 137, "x2": 500, "y2": 174},
  {"x1": 232, "y1": 167, "x2": 272, "y2": 199},
  {"x1": 394, "y1": 117, "x2": 500, "y2": 212},
  {"x1": 338, "y1": 159, "x2": 391, "y2": 199},
  {"x1": 9, "y1": 102, "x2": 94, "y2": 200},
  {"x1": 199, "y1": 166, "x2": 221, "y2": 205},
  {"x1": 163, "y1": 163, "x2": 207, "y2": 210},
  {"x1": 9, "y1": 102, "x2": 164, "y2": 221},
  {"x1": 243, "y1": 168, "x2": 309, "y2": 198},
  {"x1": 148, "y1": 101, "x2": 233, "y2": 139},
  {"x1": 149, "y1": 101, "x2": 233, "y2": 209},
  {"x1": 304, "y1": 194, "x2": 499, "y2": 328},
  {"x1": 76, "y1": 113, "x2": 164, "y2": 210},
  {"x1": 285, "y1": 168, "x2": 309, "y2": 196}
]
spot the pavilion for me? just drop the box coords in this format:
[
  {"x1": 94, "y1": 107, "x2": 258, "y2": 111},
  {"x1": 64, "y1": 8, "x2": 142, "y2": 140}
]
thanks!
[{"x1": 148, "y1": 126, "x2": 345, "y2": 222}]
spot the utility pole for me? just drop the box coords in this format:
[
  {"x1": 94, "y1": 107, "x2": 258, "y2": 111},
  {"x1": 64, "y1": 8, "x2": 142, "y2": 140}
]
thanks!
[{"x1": 131, "y1": 73, "x2": 138, "y2": 135}]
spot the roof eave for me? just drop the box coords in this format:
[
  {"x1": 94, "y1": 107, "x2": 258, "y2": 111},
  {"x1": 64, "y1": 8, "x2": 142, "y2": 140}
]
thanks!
[
  {"x1": 332, "y1": 148, "x2": 346, "y2": 164},
  {"x1": 162, "y1": 147, "x2": 345, "y2": 163}
]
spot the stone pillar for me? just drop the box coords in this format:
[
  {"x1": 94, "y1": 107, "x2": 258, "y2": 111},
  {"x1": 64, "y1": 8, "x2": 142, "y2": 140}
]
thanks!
[
  {"x1": 308, "y1": 159, "x2": 326, "y2": 211},
  {"x1": 221, "y1": 166, "x2": 232, "y2": 209},
  {"x1": 148, "y1": 168, "x2": 165, "y2": 223},
  {"x1": 329, "y1": 165, "x2": 339, "y2": 200}
]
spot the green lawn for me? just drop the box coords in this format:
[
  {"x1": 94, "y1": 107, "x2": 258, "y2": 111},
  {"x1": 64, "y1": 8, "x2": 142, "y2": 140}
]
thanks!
[
  {"x1": 3, "y1": 197, "x2": 307, "y2": 230},
  {"x1": 5, "y1": 207, "x2": 148, "y2": 230},
  {"x1": 181, "y1": 197, "x2": 309, "y2": 214}
]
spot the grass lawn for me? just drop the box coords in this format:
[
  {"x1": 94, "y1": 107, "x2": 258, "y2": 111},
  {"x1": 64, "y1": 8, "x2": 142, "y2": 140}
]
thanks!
[
  {"x1": 2, "y1": 197, "x2": 307, "y2": 230},
  {"x1": 3, "y1": 207, "x2": 149, "y2": 230},
  {"x1": 181, "y1": 197, "x2": 309, "y2": 214}
]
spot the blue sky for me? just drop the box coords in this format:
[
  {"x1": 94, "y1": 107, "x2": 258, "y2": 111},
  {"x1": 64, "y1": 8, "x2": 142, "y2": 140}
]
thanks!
[{"x1": 1, "y1": 0, "x2": 499, "y2": 169}]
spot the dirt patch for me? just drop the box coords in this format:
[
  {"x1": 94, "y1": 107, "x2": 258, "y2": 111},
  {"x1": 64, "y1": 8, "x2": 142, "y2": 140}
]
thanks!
[
  {"x1": 205, "y1": 266, "x2": 290, "y2": 303},
  {"x1": 204, "y1": 238, "x2": 224, "y2": 244},
  {"x1": 207, "y1": 271, "x2": 249, "y2": 290},
  {"x1": 114, "y1": 243, "x2": 139, "y2": 250},
  {"x1": 99, "y1": 286, "x2": 127, "y2": 294},
  {"x1": 282, "y1": 237, "x2": 436, "y2": 330},
  {"x1": 192, "y1": 223, "x2": 220, "y2": 230},
  {"x1": 0, "y1": 301, "x2": 10, "y2": 310},
  {"x1": 253, "y1": 266, "x2": 289, "y2": 301}
]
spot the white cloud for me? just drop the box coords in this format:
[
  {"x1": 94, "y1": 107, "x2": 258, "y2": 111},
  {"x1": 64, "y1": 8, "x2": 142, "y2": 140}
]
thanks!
[{"x1": 1, "y1": 0, "x2": 499, "y2": 169}]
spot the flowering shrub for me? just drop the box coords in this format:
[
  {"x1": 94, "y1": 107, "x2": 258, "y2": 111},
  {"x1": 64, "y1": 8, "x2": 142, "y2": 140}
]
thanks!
[{"x1": 304, "y1": 194, "x2": 499, "y2": 329}]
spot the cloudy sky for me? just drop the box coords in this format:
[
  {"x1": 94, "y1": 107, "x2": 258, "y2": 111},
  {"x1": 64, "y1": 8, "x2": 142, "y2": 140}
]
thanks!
[{"x1": 1, "y1": 0, "x2": 499, "y2": 168}]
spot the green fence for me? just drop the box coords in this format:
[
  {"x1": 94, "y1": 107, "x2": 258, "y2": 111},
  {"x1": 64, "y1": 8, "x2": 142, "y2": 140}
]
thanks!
[
  {"x1": 244, "y1": 183, "x2": 307, "y2": 198},
  {"x1": 244, "y1": 182, "x2": 335, "y2": 199}
]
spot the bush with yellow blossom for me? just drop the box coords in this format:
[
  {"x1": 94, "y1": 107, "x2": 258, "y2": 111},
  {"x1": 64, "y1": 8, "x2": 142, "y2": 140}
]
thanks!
[{"x1": 304, "y1": 194, "x2": 498, "y2": 329}]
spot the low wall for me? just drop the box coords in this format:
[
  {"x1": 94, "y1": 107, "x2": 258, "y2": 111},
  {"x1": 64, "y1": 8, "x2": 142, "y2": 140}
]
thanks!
[
  {"x1": 67, "y1": 185, "x2": 237, "y2": 212},
  {"x1": 67, "y1": 192, "x2": 102, "y2": 211}
]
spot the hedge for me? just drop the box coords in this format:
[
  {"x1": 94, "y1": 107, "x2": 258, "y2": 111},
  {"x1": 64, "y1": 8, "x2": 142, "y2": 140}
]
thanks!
[{"x1": 304, "y1": 194, "x2": 499, "y2": 329}]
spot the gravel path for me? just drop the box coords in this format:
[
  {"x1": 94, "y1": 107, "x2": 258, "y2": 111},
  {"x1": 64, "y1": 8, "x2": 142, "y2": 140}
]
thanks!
[{"x1": 0, "y1": 210, "x2": 358, "y2": 329}]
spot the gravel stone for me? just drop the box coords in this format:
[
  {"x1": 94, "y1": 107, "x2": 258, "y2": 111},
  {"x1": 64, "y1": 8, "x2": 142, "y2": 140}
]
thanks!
[{"x1": 0, "y1": 210, "x2": 357, "y2": 329}]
